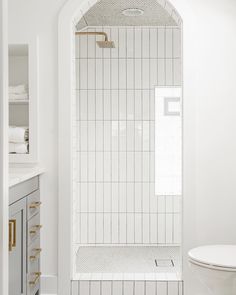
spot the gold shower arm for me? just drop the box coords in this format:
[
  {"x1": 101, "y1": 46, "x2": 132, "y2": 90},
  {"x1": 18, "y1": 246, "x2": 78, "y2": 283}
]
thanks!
[{"x1": 75, "y1": 31, "x2": 108, "y2": 41}]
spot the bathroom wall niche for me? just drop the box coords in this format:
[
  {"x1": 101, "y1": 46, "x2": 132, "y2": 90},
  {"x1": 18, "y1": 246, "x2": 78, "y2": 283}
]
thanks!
[{"x1": 9, "y1": 39, "x2": 39, "y2": 163}]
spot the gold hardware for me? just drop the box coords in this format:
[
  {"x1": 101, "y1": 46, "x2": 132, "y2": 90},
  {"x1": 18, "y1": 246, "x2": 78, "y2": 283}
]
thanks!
[
  {"x1": 30, "y1": 248, "x2": 42, "y2": 261},
  {"x1": 29, "y1": 272, "x2": 41, "y2": 286},
  {"x1": 75, "y1": 31, "x2": 108, "y2": 41},
  {"x1": 30, "y1": 225, "x2": 42, "y2": 235},
  {"x1": 9, "y1": 219, "x2": 16, "y2": 251},
  {"x1": 29, "y1": 201, "x2": 42, "y2": 209},
  {"x1": 9, "y1": 221, "x2": 12, "y2": 252}
]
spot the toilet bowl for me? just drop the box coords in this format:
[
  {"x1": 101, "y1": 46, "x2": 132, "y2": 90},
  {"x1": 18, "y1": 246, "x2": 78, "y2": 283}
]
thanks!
[{"x1": 188, "y1": 245, "x2": 236, "y2": 295}]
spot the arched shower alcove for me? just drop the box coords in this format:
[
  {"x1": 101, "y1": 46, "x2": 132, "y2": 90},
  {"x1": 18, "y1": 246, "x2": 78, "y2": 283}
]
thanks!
[{"x1": 58, "y1": 1, "x2": 183, "y2": 294}]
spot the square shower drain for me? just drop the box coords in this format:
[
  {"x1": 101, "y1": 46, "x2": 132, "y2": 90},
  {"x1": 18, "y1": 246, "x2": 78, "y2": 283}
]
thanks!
[{"x1": 155, "y1": 259, "x2": 174, "y2": 267}]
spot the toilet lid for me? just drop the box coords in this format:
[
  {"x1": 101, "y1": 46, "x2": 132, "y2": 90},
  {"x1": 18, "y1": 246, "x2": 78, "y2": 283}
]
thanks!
[{"x1": 188, "y1": 245, "x2": 236, "y2": 269}]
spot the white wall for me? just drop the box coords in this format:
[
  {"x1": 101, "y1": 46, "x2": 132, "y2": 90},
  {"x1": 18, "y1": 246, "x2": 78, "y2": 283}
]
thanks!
[{"x1": 8, "y1": 0, "x2": 236, "y2": 294}]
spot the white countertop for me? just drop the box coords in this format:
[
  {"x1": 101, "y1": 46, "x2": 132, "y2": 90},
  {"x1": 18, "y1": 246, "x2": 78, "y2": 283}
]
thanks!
[{"x1": 9, "y1": 166, "x2": 45, "y2": 187}]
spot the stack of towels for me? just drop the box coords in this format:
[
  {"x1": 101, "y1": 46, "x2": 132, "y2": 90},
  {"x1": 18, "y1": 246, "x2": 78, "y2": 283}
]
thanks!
[
  {"x1": 9, "y1": 126, "x2": 29, "y2": 154},
  {"x1": 9, "y1": 84, "x2": 28, "y2": 101}
]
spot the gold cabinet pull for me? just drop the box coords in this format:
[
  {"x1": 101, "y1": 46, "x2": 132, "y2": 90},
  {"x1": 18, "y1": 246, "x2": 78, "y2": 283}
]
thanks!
[
  {"x1": 9, "y1": 219, "x2": 16, "y2": 251},
  {"x1": 30, "y1": 248, "x2": 42, "y2": 261},
  {"x1": 29, "y1": 201, "x2": 42, "y2": 209},
  {"x1": 30, "y1": 224, "x2": 42, "y2": 235},
  {"x1": 29, "y1": 272, "x2": 41, "y2": 286}
]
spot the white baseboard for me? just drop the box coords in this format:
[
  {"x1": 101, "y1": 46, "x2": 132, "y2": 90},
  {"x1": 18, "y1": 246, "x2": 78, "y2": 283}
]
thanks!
[{"x1": 41, "y1": 275, "x2": 57, "y2": 294}]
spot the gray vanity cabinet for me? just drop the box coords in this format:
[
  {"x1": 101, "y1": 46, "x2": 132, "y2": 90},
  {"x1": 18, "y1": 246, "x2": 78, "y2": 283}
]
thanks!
[
  {"x1": 9, "y1": 198, "x2": 27, "y2": 295},
  {"x1": 9, "y1": 176, "x2": 41, "y2": 295}
]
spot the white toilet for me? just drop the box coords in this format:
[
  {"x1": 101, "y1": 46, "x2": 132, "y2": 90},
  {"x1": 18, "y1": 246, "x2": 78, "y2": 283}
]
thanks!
[{"x1": 188, "y1": 245, "x2": 236, "y2": 295}]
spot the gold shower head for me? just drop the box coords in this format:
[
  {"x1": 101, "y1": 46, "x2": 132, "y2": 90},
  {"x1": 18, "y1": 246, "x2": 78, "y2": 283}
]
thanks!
[
  {"x1": 75, "y1": 31, "x2": 115, "y2": 48},
  {"x1": 96, "y1": 40, "x2": 115, "y2": 48}
]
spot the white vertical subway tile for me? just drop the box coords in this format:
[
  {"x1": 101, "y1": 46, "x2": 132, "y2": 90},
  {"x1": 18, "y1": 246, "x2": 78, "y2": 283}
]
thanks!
[
  {"x1": 127, "y1": 151, "x2": 134, "y2": 182},
  {"x1": 104, "y1": 121, "x2": 111, "y2": 151},
  {"x1": 88, "y1": 59, "x2": 96, "y2": 89},
  {"x1": 112, "y1": 183, "x2": 119, "y2": 212},
  {"x1": 119, "y1": 152, "x2": 127, "y2": 182},
  {"x1": 79, "y1": 59, "x2": 88, "y2": 89},
  {"x1": 150, "y1": 28, "x2": 158, "y2": 58},
  {"x1": 150, "y1": 90, "x2": 155, "y2": 121},
  {"x1": 135, "y1": 183, "x2": 142, "y2": 213},
  {"x1": 104, "y1": 90, "x2": 111, "y2": 120},
  {"x1": 142, "y1": 28, "x2": 150, "y2": 58},
  {"x1": 143, "y1": 214, "x2": 150, "y2": 244},
  {"x1": 88, "y1": 152, "x2": 96, "y2": 182},
  {"x1": 127, "y1": 213, "x2": 135, "y2": 243},
  {"x1": 142, "y1": 90, "x2": 150, "y2": 120},
  {"x1": 173, "y1": 28, "x2": 181, "y2": 58},
  {"x1": 111, "y1": 121, "x2": 119, "y2": 151},
  {"x1": 104, "y1": 213, "x2": 111, "y2": 243},
  {"x1": 111, "y1": 213, "x2": 119, "y2": 243},
  {"x1": 119, "y1": 121, "x2": 126, "y2": 151},
  {"x1": 135, "y1": 90, "x2": 142, "y2": 120},
  {"x1": 135, "y1": 214, "x2": 142, "y2": 243},
  {"x1": 96, "y1": 90, "x2": 103, "y2": 120},
  {"x1": 135, "y1": 281, "x2": 145, "y2": 295},
  {"x1": 127, "y1": 183, "x2": 134, "y2": 212},
  {"x1": 158, "y1": 28, "x2": 165, "y2": 58},
  {"x1": 127, "y1": 28, "x2": 134, "y2": 58},
  {"x1": 104, "y1": 183, "x2": 111, "y2": 212},
  {"x1": 80, "y1": 152, "x2": 88, "y2": 182},
  {"x1": 142, "y1": 152, "x2": 150, "y2": 182},
  {"x1": 135, "y1": 152, "x2": 142, "y2": 182},
  {"x1": 135, "y1": 121, "x2": 142, "y2": 151},
  {"x1": 127, "y1": 90, "x2": 135, "y2": 120},
  {"x1": 119, "y1": 213, "x2": 127, "y2": 243},
  {"x1": 119, "y1": 90, "x2": 126, "y2": 120},
  {"x1": 71, "y1": 281, "x2": 78, "y2": 295},
  {"x1": 142, "y1": 59, "x2": 150, "y2": 89},
  {"x1": 146, "y1": 281, "x2": 156, "y2": 295},
  {"x1": 96, "y1": 121, "x2": 103, "y2": 151},
  {"x1": 96, "y1": 59, "x2": 103, "y2": 89},
  {"x1": 111, "y1": 90, "x2": 119, "y2": 120},
  {"x1": 166, "y1": 196, "x2": 173, "y2": 213},
  {"x1": 80, "y1": 183, "x2": 88, "y2": 212},
  {"x1": 104, "y1": 152, "x2": 111, "y2": 182},
  {"x1": 156, "y1": 282, "x2": 167, "y2": 295},
  {"x1": 95, "y1": 213, "x2": 103, "y2": 244},
  {"x1": 112, "y1": 281, "x2": 123, "y2": 295},
  {"x1": 88, "y1": 182, "x2": 96, "y2": 212},
  {"x1": 127, "y1": 121, "x2": 135, "y2": 151},
  {"x1": 79, "y1": 281, "x2": 90, "y2": 295},
  {"x1": 111, "y1": 59, "x2": 119, "y2": 89},
  {"x1": 166, "y1": 214, "x2": 173, "y2": 244},
  {"x1": 80, "y1": 121, "x2": 88, "y2": 151},
  {"x1": 158, "y1": 214, "x2": 166, "y2": 243},
  {"x1": 88, "y1": 90, "x2": 96, "y2": 120},
  {"x1": 79, "y1": 35, "x2": 88, "y2": 58},
  {"x1": 150, "y1": 59, "x2": 158, "y2": 89},
  {"x1": 96, "y1": 152, "x2": 103, "y2": 182},
  {"x1": 88, "y1": 121, "x2": 96, "y2": 151},
  {"x1": 111, "y1": 28, "x2": 119, "y2": 58},
  {"x1": 90, "y1": 281, "x2": 100, "y2": 295},
  {"x1": 103, "y1": 28, "x2": 111, "y2": 59},
  {"x1": 174, "y1": 58, "x2": 181, "y2": 86},
  {"x1": 158, "y1": 59, "x2": 165, "y2": 86},
  {"x1": 174, "y1": 214, "x2": 181, "y2": 244},
  {"x1": 127, "y1": 59, "x2": 134, "y2": 89},
  {"x1": 158, "y1": 196, "x2": 166, "y2": 213},
  {"x1": 150, "y1": 152, "x2": 155, "y2": 182},
  {"x1": 150, "y1": 213, "x2": 158, "y2": 243},
  {"x1": 143, "y1": 121, "x2": 150, "y2": 151},
  {"x1": 166, "y1": 28, "x2": 173, "y2": 58},
  {"x1": 168, "y1": 282, "x2": 179, "y2": 295},
  {"x1": 166, "y1": 59, "x2": 173, "y2": 86},
  {"x1": 134, "y1": 59, "x2": 142, "y2": 89},
  {"x1": 143, "y1": 183, "x2": 150, "y2": 213},
  {"x1": 80, "y1": 90, "x2": 88, "y2": 120},
  {"x1": 119, "y1": 59, "x2": 127, "y2": 89},
  {"x1": 87, "y1": 29, "x2": 96, "y2": 58},
  {"x1": 101, "y1": 281, "x2": 112, "y2": 295},
  {"x1": 135, "y1": 28, "x2": 142, "y2": 58},
  {"x1": 119, "y1": 28, "x2": 126, "y2": 58},
  {"x1": 104, "y1": 59, "x2": 111, "y2": 89},
  {"x1": 119, "y1": 182, "x2": 126, "y2": 212},
  {"x1": 80, "y1": 213, "x2": 88, "y2": 243},
  {"x1": 96, "y1": 183, "x2": 104, "y2": 212},
  {"x1": 88, "y1": 213, "x2": 96, "y2": 243}
]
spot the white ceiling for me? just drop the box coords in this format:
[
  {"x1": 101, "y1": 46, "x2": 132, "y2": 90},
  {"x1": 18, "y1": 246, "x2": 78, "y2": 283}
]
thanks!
[{"x1": 76, "y1": 0, "x2": 178, "y2": 30}]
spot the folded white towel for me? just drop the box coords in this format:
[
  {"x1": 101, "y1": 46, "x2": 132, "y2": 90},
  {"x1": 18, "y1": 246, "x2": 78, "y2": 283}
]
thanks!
[
  {"x1": 9, "y1": 84, "x2": 28, "y2": 94},
  {"x1": 9, "y1": 142, "x2": 29, "y2": 154},
  {"x1": 9, "y1": 126, "x2": 29, "y2": 143},
  {"x1": 9, "y1": 93, "x2": 29, "y2": 101}
]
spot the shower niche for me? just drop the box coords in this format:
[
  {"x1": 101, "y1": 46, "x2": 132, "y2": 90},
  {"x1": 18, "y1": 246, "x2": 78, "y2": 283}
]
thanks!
[{"x1": 71, "y1": 0, "x2": 183, "y2": 294}]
